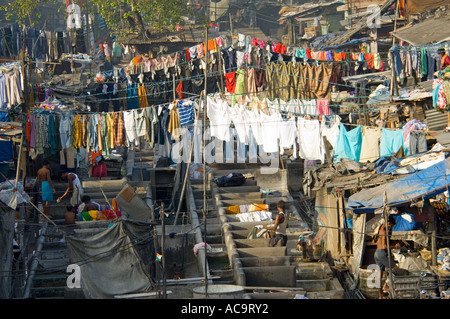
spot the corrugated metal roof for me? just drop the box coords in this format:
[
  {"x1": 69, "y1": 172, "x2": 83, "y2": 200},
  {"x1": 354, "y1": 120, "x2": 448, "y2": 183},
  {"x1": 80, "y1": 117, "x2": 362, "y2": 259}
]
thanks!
[
  {"x1": 392, "y1": 12, "x2": 450, "y2": 45},
  {"x1": 425, "y1": 108, "x2": 448, "y2": 131}
]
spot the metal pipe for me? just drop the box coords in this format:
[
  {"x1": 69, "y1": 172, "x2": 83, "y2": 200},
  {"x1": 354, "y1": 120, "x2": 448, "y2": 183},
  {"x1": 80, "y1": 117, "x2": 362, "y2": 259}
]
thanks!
[{"x1": 22, "y1": 221, "x2": 48, "y2": 299}]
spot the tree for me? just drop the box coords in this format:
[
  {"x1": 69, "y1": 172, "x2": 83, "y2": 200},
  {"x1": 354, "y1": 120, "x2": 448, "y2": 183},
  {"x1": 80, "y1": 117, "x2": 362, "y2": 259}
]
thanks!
[
  {"x1": 84, "y1": 0, "x2": 195, "y2": 39},
  {"x1": 0, "y1": 0, "x2": 58, "y2": 27},
  {"x1": 2, "y1": 0, "x2": 196, "y2": 39}
]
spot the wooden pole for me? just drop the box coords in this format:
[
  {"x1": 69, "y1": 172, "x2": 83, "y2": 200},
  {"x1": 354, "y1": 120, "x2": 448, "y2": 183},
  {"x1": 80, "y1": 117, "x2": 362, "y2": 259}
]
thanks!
[
  {"x1": 151, "y1": 205, "x2": 161, "y2": 298},
  {"x1": 203, "y1": 24, "x2": 209, "y2": 298},
  {"x1": 21, "y1": 30, "x2": 30, "y2": 114},
  {"x1": 172, "y1": 92, "x2": 203, "y2": 227},
  {"x1": 390, "y1": 0, "x2": 400, "y2": 100},
  {"x1": 160, "y1": 202, "x2": 166, "y2": 299},
  {"x1": 383, "y1": 191, "x2": 396, "y2": 298}
]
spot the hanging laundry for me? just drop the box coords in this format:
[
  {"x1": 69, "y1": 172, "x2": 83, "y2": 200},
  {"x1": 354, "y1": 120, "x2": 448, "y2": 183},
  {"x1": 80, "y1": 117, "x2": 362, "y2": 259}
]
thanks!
[
  {"x1": 137, "y1": 83, "x2": 149, "y2": 108},
  {"x1": 332, "y1": 124, "x2": 362, "y2": 163},
  {"x1": 177, "y1": 99, "x2": 196, "y2": 127},
  {"x1": 168, "y1": 105, "x2": 181, "y2": 140},
  {"x1": 359, "y1": 126, "x2": 382, "y2": 163},
  {"x1": 113, "y1": 113, "x2": 126, "y2": 147},
  {"x1": 176, "y1": 81, "x2": 183, "y2": 100},
  {"x1": 259, "y1": 111, "x2": 281, "y2": 154},
  {"x1": 433, "y1": 79, "x2": 448, "y2": 111},
  {"x1": 279, "y1": 116, "x2": 297, "y2": 153},
  {"x1": 320, "y1": 116, "x2": 340, "y2": 157},
  {"x1": 298, "y1": 117, "x2": 323, "y2": 162},
  {"x1": 225, "y1": 72, "x2": 236, "y2": 93},
  {"x1": 123, "y1": 110, "x2": 137, "y2": 146},
  {"x1": 403, "y1": 119, "x2": 428, "y2": 156},
  {"x1": 127, "y1": 83, "x2": 139, "y2": 110},
  {"x1": 207, "y1": 96, "x2": 232, "y2": 142},
  {"x1": 379, "y1": 128, "x2": 405, "y2": 158},
  {"x1": 316, "y1": 99, "x2": 330, "y2": 115}
]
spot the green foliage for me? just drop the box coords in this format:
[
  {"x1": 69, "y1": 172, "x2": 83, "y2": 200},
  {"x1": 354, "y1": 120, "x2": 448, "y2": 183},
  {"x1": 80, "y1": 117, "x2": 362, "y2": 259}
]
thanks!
[
  {"x1": 1, "y1": 0, "x2": 196, "y2": 37},
  {"x1": 85, "y1": 0, "x2": 194, "y2": 37},
  {"x1": 0, "y1": 0, "x2": 56, "y2": 27}
]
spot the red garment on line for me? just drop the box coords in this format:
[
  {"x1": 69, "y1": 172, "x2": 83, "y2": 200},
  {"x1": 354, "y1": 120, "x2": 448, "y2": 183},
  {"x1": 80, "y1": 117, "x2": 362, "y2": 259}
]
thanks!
[{"x1": 225, "y1": 72, "x2": 236, "y2": 93}]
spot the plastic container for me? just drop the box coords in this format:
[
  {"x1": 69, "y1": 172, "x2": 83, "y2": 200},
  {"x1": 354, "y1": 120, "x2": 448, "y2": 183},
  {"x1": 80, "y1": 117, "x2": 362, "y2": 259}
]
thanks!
[{"x1": 193, "y1": 284, "x2": 244, "y2": 299}]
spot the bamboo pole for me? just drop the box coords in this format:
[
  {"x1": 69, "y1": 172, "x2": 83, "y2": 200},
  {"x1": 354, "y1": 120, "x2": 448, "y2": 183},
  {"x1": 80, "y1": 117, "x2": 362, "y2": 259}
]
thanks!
[
  {"x1": 172, "y1": 91, "x2": 203, "y2": 227},
  {"x1": 160, "y1": 202, "x2": 166, "y2": 299},
  {"x1": 383, "y1": 191, "x2": 396, "y2": 299},
  {"x1": 151, "y1": 205, "x2": 161, "y2": 298},
  {"x1": 203, "y1": 24, "x2": 209, "y2": 298}
]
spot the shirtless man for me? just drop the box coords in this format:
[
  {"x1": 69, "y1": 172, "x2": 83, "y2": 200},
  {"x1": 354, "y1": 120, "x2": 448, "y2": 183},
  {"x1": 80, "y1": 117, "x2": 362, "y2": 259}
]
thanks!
[
  {"x1": 374, "y1": 215, "x2": 399, "y2": 299},
  {"x1": 36, "y1": 160, "x2": 56, "y2": 218}
]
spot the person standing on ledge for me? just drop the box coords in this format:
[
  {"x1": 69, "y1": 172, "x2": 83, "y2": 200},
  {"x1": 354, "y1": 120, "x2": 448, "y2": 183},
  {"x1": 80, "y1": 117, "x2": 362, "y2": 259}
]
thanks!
[
  {"x1": 36, "y1": 160, "x2": 56, "y2": 219},
  {"x1": 264, "y1": 200, "x2": 288, "y2": 247}
]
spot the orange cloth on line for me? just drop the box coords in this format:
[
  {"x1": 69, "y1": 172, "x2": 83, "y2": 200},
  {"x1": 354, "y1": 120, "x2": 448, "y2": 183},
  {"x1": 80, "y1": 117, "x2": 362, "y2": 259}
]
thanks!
[
  {"x1": 319, "y1": 51, "x2": 326, "y2": 61},
  {"x1": 207, "y1": 39, "x2": 216, "y2": 52},
  {"x1": 132, "y1": 55, "x2": 143, "y2": 65},
  {"x1": 365, "y1": 53, "x2": 375, "y2": 69},
  {"x1": 333, "y1": 52, "x2": 342, "y2": 61}
]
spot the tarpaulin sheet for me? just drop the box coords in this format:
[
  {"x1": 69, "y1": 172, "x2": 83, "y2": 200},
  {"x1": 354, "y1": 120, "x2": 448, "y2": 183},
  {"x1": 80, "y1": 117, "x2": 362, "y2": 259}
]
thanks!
[
  {"x1": 347, "y1": 156, "x2": 450, "y2": 213},
  {"x1": 66, "y1": 219, "x2": 155, "y2": 299}
]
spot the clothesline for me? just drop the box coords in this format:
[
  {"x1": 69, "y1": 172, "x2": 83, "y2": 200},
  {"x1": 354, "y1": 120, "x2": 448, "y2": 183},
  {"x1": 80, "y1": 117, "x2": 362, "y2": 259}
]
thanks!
[
  {"x1": 394, "y1": 41, "x2": 450, "y2": 52},
  {"x1": 24, "y1": 92, "x2": 426, "y2": 172},
  {"x1": 128, "y1": 31, "x2": 391, "y2": 73},
  {"x1": 28, "y1": 92, "x2": 397, "y2": 131},
  {"x1": 28, "y1": 62, "x2": 381, "y2": 108}
]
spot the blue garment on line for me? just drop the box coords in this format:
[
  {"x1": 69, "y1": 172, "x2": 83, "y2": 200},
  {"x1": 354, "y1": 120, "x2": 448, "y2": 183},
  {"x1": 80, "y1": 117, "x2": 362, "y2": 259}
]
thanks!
[
  {"x1": 391, "y1": 45, "x2": 404, "y2": 80},
  {"x1": 127, "y1": 83, "x2": 139, "y2": 110},
  {"x1": 332, "y1": 124, "x2": 362, "y2": 163},
  {"x1": 177, "y1": 100, "x2": 195, "y2": 126},
  {"x1": 379, "y1": 128, "x2": 405, "y2": 158}
]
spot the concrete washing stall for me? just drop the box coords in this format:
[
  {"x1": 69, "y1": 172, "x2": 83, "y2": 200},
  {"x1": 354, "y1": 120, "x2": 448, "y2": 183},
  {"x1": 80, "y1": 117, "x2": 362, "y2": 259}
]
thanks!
[{"x1": 209, "y1": 168, "x2": 345, "y2": 299}]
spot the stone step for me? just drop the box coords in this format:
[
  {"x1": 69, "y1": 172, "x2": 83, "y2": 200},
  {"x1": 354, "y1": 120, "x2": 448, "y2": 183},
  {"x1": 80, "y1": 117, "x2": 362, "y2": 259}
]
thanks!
[
  {"x1": 216, "y1": 185, "x2": 261, "y2": 193},
  {"x1": 30, "y1": 286, "x2": 66, "y2": 299},
  {"x1": 205, "y1": 234, "x2": 224, "y2": 244},
  {"x1": 39, "y1": 248, "x2": 69, "y2": 260},
  {"x1": 32, "y1": 273, "x2": 68, "y2": 288},
  {"x1": 212, "y1": 169, "x2": 256, "y2": 177},
  {"x1": 237, "y1": 247, "x2": 287, "y2": 258},
  {"x1": 38, "y1": 257, "x2": 70, "y2": 269},
  {"x1": 192, "y1": 201, "x2": 214, "y2": 210},
  {"x1": 218, "y1": 192, "x2": 263, "y2": 200}
]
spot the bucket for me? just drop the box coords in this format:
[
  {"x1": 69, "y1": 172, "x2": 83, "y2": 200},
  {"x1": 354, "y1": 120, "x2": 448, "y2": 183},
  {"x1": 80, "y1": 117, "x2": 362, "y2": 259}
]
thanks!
[
  {"x1": 358, "y1": 266, "x2": 386, "y2": 299},
  {"x1": 193, "y1": 284, "x2": 244, "y2": 299}
]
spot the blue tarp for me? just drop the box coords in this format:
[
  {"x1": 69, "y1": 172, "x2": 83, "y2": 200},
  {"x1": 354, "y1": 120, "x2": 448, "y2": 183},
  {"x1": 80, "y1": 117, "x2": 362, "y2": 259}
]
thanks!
[
  {"x1": 392, "y1": 213, "x2": 422, "y2": 232},
  {"x1": 347, "y1": 156, "x2": 450, "y2": 213},
  {"x1": 0, "y1": 141, "x2": 13, "y2": 162}
]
